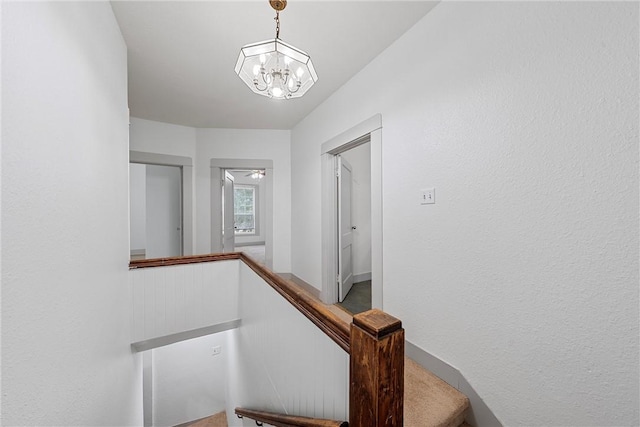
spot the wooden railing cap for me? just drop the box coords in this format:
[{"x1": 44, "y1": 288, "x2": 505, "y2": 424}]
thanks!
[
  {"x1": 235, "y1": 407, "x2": 348, "y2": 427},
  {"x1": 352, "y1": 309, "x2": 402, "y2": 338}
]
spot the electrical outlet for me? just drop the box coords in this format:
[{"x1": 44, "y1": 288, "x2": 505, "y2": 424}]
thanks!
[{"x1": 212, "y1": 345, "x2": 222, "y2": 356}]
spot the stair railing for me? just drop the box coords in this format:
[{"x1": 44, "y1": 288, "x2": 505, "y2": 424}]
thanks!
[
  {"x1": 239, "y1": 254, "x2": 404, "y2": 427},
  {"x1": 235, "y1": 407, "x2": 348, "y2": 427},
  {"x1": 130, "y1": 252, "x2": 404, "y2": 427}
]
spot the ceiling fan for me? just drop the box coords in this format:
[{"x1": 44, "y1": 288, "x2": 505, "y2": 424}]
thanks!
[{"x1": 245, "y1": 170, "x2": 266, "y2": 179}]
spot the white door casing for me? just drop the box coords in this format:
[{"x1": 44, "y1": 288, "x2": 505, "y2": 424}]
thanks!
[
  {"x1": 338, "y1": 156, "x2": 354, "y2": 302},
  {"x1": 222, "y1": 171, "x2": 235, "y2": 253}
]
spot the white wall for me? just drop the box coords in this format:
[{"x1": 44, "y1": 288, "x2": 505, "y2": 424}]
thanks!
[
  {"x1": 152, "y1": 332, "x2": 230, "y2": 427},
  {"x1": 2, "y1": 2, "x2": 142, "y2": 425},
  {"x1": 196, "y1": 128, "x2": 291, "y2": 272},
  {"x1": 130, "y1": 117, "x2": 197, "y2": 159},
  {"x1": 291, "y1": 2, "x2": 639, "y2": 425},
  {"x1": 341, "y1": 143, "x2": 372, "y2": 279}
]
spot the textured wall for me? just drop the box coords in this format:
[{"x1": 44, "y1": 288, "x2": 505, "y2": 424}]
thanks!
[
  {"x1": 1, "y1": 2, "x2": 142, "y2": 424},
  {"x1": 291, "y1": 2, "x2": 639, "y2": 425}
]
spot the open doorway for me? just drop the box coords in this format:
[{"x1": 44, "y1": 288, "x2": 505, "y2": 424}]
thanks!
[
  {"x1": 129, "y1": 151, "x2": 194, "y2": 260},
  {"x1": 210, "y1": 158, "x2": 273, "y2": 269},
  {"x1": 222, "y1": 169, "x2": 267, "y2": 265},
  {"x1": 320, "y1": 114, "x2": 382, "y2": 310},
  {"x1": 336, "y1": 143, "x2": 372, "y2": 314}
]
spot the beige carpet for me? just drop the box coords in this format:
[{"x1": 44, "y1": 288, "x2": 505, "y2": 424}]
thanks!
[
  {"x1": 176, "y1": 361, "x2": 468, "y2": 427},
  {"x1": 177, "y1": 411, "x2": 227, "y2": 427},
  {"x1": 404, "y1": 358, "x2": 469, "y2": 427}
]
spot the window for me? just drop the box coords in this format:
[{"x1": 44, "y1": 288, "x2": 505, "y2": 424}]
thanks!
[{"x1": 234, "y1": 185, "x2": 256, "y2": 235}]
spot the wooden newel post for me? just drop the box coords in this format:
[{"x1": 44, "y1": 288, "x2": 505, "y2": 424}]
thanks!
[{"x1": 349, "y1": 309, "x2": 404, "y2": 427}]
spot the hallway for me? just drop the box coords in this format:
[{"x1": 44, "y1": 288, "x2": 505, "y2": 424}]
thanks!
[{"x1": 338, "y1": 280, "x2": 371, "y2": 315}]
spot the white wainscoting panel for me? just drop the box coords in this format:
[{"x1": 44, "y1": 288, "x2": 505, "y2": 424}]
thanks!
[
  {"x1": 226, "y1": 263, "x2": 349, "y2": 426},
  {"x1": 130, "y1": 260, "x2": 240, "y2": 343}
]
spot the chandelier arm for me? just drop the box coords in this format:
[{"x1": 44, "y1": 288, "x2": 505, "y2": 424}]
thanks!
[
  {"x1": 288, "y1": 82, "x2": 302, "y2": 94},
  {"x1": 253, "y1": 73, "x2": 269, "y2": 91},
  {"x1": 261, "y1": 71, "x2": 270, "y2": 86},
  {"x1": 253, "y1": 81, "x2": 268, "y2": 92}
]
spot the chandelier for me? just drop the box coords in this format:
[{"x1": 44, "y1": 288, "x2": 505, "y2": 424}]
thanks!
[{"x1": 234, "y1": 0, "x2": 318, "y2": 100}]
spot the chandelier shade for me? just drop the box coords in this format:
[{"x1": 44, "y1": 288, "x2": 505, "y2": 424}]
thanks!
[
  {"x1": 235, "y1": 1, "x2": 317, "y2": 99},
  {"x1": 235, "y1": 38, "x2": 317, "y2": 99}
]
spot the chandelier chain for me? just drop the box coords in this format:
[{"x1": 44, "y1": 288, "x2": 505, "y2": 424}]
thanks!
[{"x1": 275, "y1": 11, "x2": 280, "y2": 39}]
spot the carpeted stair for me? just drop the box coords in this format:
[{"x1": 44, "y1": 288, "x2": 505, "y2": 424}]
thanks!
[
  {"x1": 404, "y1": 357, "x2": 470, "y2": 427},
  {"x1": 179, "y1": 358, "x2": 469, "y2": 427},
  {"x1": 179, "y1": 297, "x2": 470, "y2": 427},
  {"x1": 179, "y1": 411, "x2": 227, "y2": 427}
]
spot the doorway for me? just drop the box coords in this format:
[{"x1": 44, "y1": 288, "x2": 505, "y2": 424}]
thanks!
[
  {"x1": 321, "y1": 114, "x2": 383, "y2": 309},
  {"x1": 129, "y1": 151, "x2": 194, "y2": 260},
  {"x1": 210, "y1": 158, "x2": 273, "y2": 269},
  {"x1": 222, "y1": 169, "x2": 267, "y2": 265},
  {"x1": 336, "y1": 142, "x2": 372, "y2": 314}
]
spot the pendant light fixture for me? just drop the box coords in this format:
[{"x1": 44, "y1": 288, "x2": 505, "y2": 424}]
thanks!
[{"x1": 234, "y1": 0, "x2": 317, "y2": 100}]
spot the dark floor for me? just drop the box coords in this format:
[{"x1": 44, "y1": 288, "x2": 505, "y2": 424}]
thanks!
[{"x1": 338, "y1": 280, "x2": 371, "y2": 314}]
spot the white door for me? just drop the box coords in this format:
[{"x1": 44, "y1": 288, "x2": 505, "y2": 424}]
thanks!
[
  {"x1": 145, "y1": 164, "x2": 182, "y2": 258},
  {"x1": 338, "y1": 156, "x2": 354, "y2": 302},
  {"x1": 222, "y1": 170, "x2": 235, "y2": 252}
]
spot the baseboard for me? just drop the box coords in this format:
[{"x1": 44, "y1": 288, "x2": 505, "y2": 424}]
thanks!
[
  {"x1": 405, "y1": 340, "x2": 503, "y2": 427},
  {"x1": 235, "y1": 241, "x2": 265, "y2": 247},
  {"x1": 353, "y1": 272, "x2": 372, "y2": 283},
  {"x1": 131, "y1": 319, "x2": 241, "y2": 352}
]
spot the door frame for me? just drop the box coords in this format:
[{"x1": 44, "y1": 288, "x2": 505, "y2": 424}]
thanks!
[
  {"x1": 130, "y1": 150, "x2": 194, "y2": 256},
  {"x1": 210, "y1": 158, "x2": 274, "y2": 269},
  {"x1": 320, "y1": 114, "x2": 383, "y2": 308}
]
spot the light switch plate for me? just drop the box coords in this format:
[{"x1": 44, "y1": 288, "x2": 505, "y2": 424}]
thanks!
[{"x1": 421, "y1": 188, "x2": 435, "y2": 205}]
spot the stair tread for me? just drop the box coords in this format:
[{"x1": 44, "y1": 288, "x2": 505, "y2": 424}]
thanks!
[
  {"x1": 177, "y1": 411, "x2": 228, "y2": 427},
  {"x1": 404, "y1": 357, "x2": 470, "y2": 427}
]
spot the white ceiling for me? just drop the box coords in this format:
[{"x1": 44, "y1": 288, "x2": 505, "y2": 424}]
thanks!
[{"x1": 111, "y1": 1, "x2": 438, "y2": 130}]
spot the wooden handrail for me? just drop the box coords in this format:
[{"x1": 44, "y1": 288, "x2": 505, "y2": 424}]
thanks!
[
  {"x1": 235, "y1": 408, "x2": 348, "y2": 427},
  {"x1": 129, "y1": 252, "x2": 350, "y2": 351},
  {"x1": 129, "y1": 252, "x2": 240, "y2": 269},
  {"x1": 239, "y1": 253, "x2": 351, "y2": 352}
]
